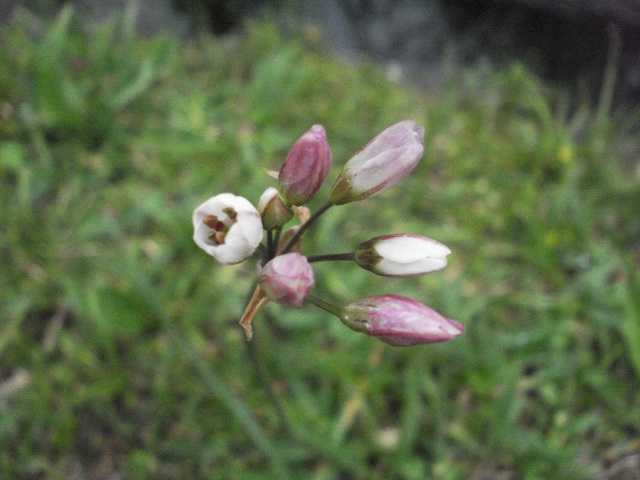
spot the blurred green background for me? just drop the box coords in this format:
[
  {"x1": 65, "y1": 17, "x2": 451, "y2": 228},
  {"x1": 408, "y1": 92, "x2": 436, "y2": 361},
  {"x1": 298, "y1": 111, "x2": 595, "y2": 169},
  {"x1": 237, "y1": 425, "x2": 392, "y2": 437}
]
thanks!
[{"x1": 1, "y1": 7, "x2": 640, "y2": 479}]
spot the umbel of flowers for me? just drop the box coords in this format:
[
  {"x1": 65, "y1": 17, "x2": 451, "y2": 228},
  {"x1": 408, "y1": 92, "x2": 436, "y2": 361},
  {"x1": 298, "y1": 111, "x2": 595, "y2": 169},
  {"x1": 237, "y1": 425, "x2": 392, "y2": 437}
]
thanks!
[{"x1": 192, "y1": 121, "x2": 465, "y2": 345}]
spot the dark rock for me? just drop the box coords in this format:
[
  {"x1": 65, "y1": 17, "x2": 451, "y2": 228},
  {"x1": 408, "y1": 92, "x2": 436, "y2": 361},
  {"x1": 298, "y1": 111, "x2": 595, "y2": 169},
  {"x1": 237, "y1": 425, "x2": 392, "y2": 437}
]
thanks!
[
  {"x1": 3, "y1": 0, "x2": 639, "y2": 106},
  {"x1": 304, "y1": 0, "x2": 640, "y2": 107},
  {"x1": 504, "y1": 0, "x2": 640, "y2": 26},
  {"x1": 445, "y1": 1, "x2": 640, "y2": 106},
  {"x1": 171, "y1": 0, "x2": 280, "y2": 34}
]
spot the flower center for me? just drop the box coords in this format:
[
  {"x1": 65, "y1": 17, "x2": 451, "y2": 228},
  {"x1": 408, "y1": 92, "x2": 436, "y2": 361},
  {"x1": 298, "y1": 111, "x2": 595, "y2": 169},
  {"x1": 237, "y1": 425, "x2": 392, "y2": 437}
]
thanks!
[{"x1": 203, "y1": 207, "x2": 238, "y2": 245}]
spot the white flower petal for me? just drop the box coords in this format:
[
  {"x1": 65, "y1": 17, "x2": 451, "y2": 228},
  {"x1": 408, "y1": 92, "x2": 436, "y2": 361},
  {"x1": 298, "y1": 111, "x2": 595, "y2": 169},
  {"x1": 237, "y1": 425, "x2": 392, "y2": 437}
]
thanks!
[
  {"x1": 377, "y1": 257, "x2": 448, "y2": 276},
  {"x1": 376, "y1": 235, "x2": 450, "y2": 264},
  {"x1": 258, "y1": 187, "x2": 279, "y2": 212},
  {"x1": 212, "y1": 241, "x2": 251, "y2": 264}
]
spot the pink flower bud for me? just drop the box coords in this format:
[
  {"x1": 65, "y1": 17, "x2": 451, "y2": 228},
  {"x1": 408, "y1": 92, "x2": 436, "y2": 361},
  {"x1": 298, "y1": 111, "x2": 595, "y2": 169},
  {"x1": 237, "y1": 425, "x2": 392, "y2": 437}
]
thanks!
[
  {"x1": 193, "y1": 193, "x2": 263, "y2": 264},
  {"x1": 259, "y1": 253, "x2": 315, "y2": 307},
  {"x1": 330, "y1": 120, "x2": 424, "y2": 205},
  {"x1": 279, "y1": 125, "x2": 332, "y2": 205},
  {"x1": 258, "y1": 187, "x2": 293, "y2": 230},
  {"x1": 355, "y1": 234, "x2": 450, "y2": 277},
  {"x1": 340, "y1": 294, "x2": 464, "y2": 346}
]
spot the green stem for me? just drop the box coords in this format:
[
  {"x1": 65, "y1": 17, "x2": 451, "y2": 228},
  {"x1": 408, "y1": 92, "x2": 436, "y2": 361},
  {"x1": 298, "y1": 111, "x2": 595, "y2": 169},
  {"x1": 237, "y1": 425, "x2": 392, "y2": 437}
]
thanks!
[
  {"x1": 273, "y1": 227, "x2": 282, "y2": 254},
  {"x1": 244, "y1": 327, "x2": 298, "y2": 438},
  {"x1": 258, "y1": 243, "x2": 268, "y2": 265},
  {"x1": 307, "y1": 252, "x2": 354, "y2": 263},
  {"x1": 266, "y1": 229, "x2": 275, "y2": 260},
  {"x1": 281, "y1": 202, "x2": 333, "y2": 254},
  {"x1": 306, "y1": 294, "x2": 343, "y2": 318}
]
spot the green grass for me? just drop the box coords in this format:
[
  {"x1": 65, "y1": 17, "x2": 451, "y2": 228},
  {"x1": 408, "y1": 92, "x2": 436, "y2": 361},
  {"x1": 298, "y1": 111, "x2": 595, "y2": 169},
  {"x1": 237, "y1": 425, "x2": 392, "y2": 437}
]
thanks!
[{"x1": 1, "y1": 7, "x2": 639, "y2": 479}]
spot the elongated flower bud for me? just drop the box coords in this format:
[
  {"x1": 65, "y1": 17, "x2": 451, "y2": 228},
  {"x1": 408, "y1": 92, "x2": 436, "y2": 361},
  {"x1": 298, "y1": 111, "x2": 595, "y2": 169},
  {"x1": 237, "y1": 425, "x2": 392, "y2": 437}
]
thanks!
[
  {"x1": 355, "y1": 234, "x2": 450, "y2": 277},
  {"x1": 258, "y1": 187, "x2": 293, "y2": 230},
  {"x1": 279, "y1": 125, "x2": 332, "y2": 205},
  {"x1": 259, "y1": 253, "x2": 315, "y2": 307},
  {"x1": 330, "y1": 121, "x2": 424, "y2": 205},
  {"x1": 340, "y1": 294, "x2": 464, "y2": 346}
]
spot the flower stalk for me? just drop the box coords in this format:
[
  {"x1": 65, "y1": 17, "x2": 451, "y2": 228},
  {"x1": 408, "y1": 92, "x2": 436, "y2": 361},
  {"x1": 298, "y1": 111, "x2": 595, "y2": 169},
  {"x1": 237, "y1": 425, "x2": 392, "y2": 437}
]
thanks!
[
  {"x1": 305, "y1": 294, "x2": 343, "y2": 318},
  {"x1": 307, "y1": 252, "x2": 354, "y2": 263},
  {"x1": 280, "y1": 202, "x2": 332, "y2": 255}
]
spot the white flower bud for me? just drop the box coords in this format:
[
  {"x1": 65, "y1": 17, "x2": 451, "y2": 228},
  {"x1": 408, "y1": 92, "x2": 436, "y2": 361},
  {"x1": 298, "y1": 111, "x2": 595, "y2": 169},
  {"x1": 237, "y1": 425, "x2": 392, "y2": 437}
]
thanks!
[
  {"x1": 354, "y1": 234, "x2": 450, "y2": 277},
  {"x1": 258, "y1": 187, "x2": 293, "y2": 230}
]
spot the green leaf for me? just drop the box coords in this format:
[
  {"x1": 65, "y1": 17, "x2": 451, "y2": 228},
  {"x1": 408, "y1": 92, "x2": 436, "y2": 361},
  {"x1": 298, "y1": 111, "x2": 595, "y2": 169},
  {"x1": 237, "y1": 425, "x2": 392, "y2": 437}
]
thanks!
[
  {"x1": 621, "y1": 255, "x2": 640, "y2": 379},
  {"x1": 87, "y1": 284, "x2": 153, "y2": 338}
]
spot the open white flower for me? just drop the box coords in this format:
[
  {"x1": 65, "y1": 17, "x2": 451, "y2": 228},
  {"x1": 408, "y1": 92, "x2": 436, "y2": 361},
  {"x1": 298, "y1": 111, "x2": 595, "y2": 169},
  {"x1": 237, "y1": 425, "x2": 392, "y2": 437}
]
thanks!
[
  {"x1": 193, "y1": 193, "x2": 263, "y2": 264},
  {"x1": 354, "y1": 234, "x2": 450, "y2": 277}
]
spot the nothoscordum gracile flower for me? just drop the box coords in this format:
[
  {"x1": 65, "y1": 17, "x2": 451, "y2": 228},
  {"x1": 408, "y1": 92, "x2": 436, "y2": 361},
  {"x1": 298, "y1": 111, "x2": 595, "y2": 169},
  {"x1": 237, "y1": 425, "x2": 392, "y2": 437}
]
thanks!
[
  {"x1": 279, "y1": 125, "x2": 332, "y2": 206},
  {"x1": 329, "y1": 120, "x2": 424, "y2": 205},
  {"x1": 339, "y1": 294, "x2": 464, "y2": 346},
  {"x1": 259, "y1": 253, "x2": 314, "y2": 307},
  {"x1": 354, "y1": 234, "x2": 450, "y2": 277},
  {"x1": 193, "y1": 193, "x2": 263, "y2": 264},
  {"x1": 192, "y1": 120, "x2": 465, "y2": 345}
]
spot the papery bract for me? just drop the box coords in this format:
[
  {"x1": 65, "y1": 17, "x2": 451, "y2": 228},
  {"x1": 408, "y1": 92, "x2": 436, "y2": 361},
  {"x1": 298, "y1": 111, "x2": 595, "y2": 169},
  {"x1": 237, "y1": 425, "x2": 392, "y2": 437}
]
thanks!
[
  {"x1": 279, "y1": 124, "x2": 332, "y2": 205},
  {"x1": 193, "y1": 193, "x2": 263, "y2": 264},
  {"x1": 330, "y1": 120, "x2": 424, "y2": 205},
  {"x1": 259, "y1": 253, "x2": 315, "y2": 307},
  {"x1": 340, "y1": 294, "x2": 464, "y2": 346},
  {"x1": 355, "y1": 234, "x2": 450, "y2": 277}
]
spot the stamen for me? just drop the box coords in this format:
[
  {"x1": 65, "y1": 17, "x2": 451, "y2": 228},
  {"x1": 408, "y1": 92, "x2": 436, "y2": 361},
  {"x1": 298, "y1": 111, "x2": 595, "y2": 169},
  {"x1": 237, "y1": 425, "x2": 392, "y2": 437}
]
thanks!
[
  {"x1": 214, "y1": 231, "x2": 227, "y2": 245},
  {"x1": 203, "y1": 214, "x2": 225, "y2": 230},
  {"x1": 222, "y1": 207, "x2": 238, "y2": 220}
]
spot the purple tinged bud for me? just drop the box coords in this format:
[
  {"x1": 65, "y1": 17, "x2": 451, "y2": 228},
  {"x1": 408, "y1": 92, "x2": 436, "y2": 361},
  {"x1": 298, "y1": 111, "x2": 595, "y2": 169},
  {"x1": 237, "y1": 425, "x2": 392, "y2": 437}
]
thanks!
[
  {"x1": 330, "y1": 120, "x2": 424, "y2": 205},
  {"x1": 258, "y1": 187, "x2": 293, "y2": 230},
  {"x1": 279, "y1": 125, "x2": 332, "y2": 205},
  {"x1": 259, "y1": 253, "x2": 315, "y2": 307},
  {"x1": 354, "y1": 234, "x2": 451, "y2": 277},
  {"x1": 340, "y1": 294, "x2": 464, "y2": 346}
]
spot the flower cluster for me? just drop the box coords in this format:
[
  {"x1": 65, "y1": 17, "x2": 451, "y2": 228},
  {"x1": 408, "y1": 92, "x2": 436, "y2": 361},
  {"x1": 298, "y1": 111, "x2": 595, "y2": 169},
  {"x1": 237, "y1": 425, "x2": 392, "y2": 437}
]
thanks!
[{"x1": 193, "y1": 121, "x2": 464, "y2": 345}]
